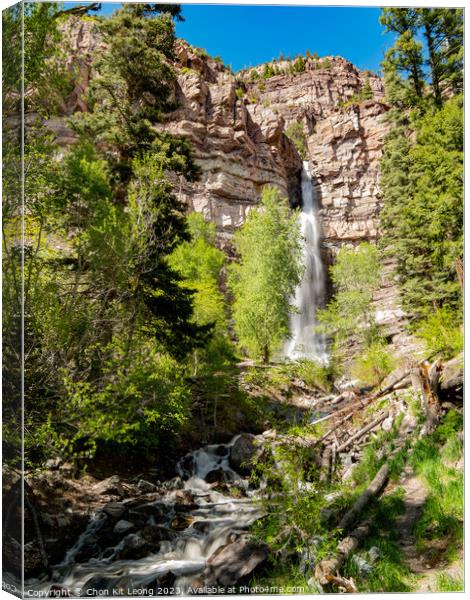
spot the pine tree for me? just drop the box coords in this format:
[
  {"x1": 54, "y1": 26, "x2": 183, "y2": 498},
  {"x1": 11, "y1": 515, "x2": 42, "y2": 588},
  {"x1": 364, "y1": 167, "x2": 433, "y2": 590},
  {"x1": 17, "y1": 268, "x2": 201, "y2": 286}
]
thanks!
[{"x1": 379, "y1": 97, "x2": 463, "y2": 317}]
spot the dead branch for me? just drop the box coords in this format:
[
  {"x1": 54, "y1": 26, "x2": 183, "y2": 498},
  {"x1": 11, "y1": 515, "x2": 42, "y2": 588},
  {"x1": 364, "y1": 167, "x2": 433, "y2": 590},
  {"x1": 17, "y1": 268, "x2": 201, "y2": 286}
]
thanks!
[
  {"x1": 337, "y1": 412, "x2": 389, "y2": 454},
  {"x1": 312, "y1": 412, "x2": 355, "y2": 448}
]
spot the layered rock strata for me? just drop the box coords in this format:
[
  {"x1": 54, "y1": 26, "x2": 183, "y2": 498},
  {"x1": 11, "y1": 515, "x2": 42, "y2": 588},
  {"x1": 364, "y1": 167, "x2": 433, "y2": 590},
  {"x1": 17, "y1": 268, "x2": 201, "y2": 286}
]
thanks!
[{"x1": 49, "y1": 18, "x2": 414, "y2": 351}]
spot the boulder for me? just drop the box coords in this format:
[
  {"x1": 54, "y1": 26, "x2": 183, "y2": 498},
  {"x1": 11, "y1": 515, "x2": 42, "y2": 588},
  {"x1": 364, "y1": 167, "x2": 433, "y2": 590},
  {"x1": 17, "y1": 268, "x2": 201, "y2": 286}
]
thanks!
[
  {"x1": 137, "y1": 479, "x2": 157, "y2": 494},
  {"x1": 229, "y1": 434, "x2": 263, "y2": 475},
  {"x1": 160, "y1": 476, "x2": 184, "y2": 490},
  {"x1": 102, "y1": 502, "x2": 126, "y2": 520},
  {"x1": 141, "y1": 524, "x2": 173, "y2": 545},
  {"x1": 171, "y1": 515, "x2": 194, "y2": 531},
  {"x1": 204, "y1": 468, "x2": 227, "y2": 484},
  {"x1": 92, "y1": 476, "x2": 124, "y2": 497},
  {"x1": 116, "y1": 533, "x2": 150, "y2": 560},
  {"x1": 113, "y1": 520, "x2": 135, "y2": 535},
  {"x1": 205, "y1": 539, "x2": 268, "y2": 586}
]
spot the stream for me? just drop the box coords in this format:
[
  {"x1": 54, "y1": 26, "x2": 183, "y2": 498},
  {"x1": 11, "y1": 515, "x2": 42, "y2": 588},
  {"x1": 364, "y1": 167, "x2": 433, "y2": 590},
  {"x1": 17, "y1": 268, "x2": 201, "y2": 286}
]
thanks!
[{"x1": 26, "y1": 434, "x2": 269, "y2": 597}]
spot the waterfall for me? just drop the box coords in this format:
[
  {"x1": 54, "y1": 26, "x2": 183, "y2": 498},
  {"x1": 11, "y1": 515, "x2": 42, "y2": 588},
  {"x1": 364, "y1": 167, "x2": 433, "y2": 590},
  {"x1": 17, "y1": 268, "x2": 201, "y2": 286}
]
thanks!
[{"x1": 285, "y1": 160, "x2": 327, "y2": 362}]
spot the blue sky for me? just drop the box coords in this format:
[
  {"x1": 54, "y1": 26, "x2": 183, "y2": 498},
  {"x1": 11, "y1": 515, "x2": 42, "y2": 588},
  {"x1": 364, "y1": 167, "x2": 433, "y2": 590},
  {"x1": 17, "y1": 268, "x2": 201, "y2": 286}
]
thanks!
[{"x1": 70, "y1": 3, "x2": 395, "y2": 74}]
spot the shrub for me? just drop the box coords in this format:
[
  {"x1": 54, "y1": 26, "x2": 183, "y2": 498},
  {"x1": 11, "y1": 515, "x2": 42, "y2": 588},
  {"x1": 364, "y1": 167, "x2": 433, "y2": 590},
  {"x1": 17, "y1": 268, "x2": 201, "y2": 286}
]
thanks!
[
  {"x1": 194, "y1": 46, "x2": 208, "y2": 58},
  {"x1": 35, "y1": 338, "x2": 191, "y2": 461},
  {"x1": 293, "y1": 359, "x2": 333, "y2": 393},
  {"x1": 235, "y1": 87, "x2": 244, "y2": 99},
  {"x1": 350, "y1": 341, "x2": 396, "y2": 387},
  {"x1": 415, "y1": 306, "x2": 463, "y2": 359},
  {"x1": 285, "y1": 121, "x2": 307, "y2": 158},
  {"x1": 262, "y1": 63, "x2": 276, "y2": 79},
  {"x1": 293, "y1": 55, "x2": 306, "y2": 74}
]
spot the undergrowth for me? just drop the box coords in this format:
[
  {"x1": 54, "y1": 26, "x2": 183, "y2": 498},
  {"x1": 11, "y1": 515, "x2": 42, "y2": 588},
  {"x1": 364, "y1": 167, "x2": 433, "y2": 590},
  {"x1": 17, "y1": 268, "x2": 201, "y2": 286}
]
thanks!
[{"x1": 410, "y1": 410, "x2": 463, "y2": 564}]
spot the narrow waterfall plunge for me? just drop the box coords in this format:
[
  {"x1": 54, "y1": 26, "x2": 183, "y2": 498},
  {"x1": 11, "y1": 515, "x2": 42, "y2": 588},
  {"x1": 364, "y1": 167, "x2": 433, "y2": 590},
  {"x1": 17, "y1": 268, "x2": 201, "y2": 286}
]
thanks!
[{"x1": 285, "y1": 160, "x2": 327, "y2": 362}]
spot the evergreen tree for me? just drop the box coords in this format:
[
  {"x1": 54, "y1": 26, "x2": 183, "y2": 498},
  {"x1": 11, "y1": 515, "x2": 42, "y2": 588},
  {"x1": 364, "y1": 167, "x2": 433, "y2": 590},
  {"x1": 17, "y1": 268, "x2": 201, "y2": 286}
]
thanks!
[
  {"x1": 293, "y1": 55, "x2": 306, "y2": 74},
  {"x1": 380, "y1": 7, "x2": 463, "y2": 107},
  {"x1": 379, "y1": 96, "x2": 463, "y2": 317},
  {"x1": 6, "y1": 3, "x2": 212, "y2": 461},
  {"x1": 361, "y1": 77, "x2": 373, "y2": 100}
]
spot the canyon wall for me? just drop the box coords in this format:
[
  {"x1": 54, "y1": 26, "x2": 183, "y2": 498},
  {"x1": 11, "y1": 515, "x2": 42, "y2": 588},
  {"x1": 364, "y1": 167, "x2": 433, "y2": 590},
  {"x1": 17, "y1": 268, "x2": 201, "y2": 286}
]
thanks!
[{"x1": 49, "y1": 18, "x2": 414, "y2": 354}]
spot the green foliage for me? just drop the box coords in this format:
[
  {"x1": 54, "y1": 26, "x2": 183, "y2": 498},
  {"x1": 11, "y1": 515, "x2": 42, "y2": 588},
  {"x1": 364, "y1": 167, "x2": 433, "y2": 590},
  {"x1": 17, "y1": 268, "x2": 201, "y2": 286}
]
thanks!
[
  {"x1": 344, "y1": 535, "x2": 415, "y2": 592},
  {"x1": 351, "y1": 414, "x2": 407, "y2": 488},
  {"x1": 251, "y1": 440, "x2": 329, "y2": 561},
  {"x1": 338, "y1": 78, "x2": 374, "y2": 108},
  {"x1": 229, "y1": 186, "x2": 303, "y2": 363},
  {"x1": 242, "y1": 359, "x2": 333, "y2": 397},
  {"x1": 292, "y1": 55, "x2": 306, "y2": 74},
  {"x1": 262, "y1": 63, "x2": 278, "y2": 79},
  {"x1": 350, "y1": 341, "x2": 396, "y2": 387},
  {"x1": 380, "y1": 8, "x2": 463, "y2": 107},
  {"x1": 433, "y1": 568, "x2": 464, "y2": 592},
  {"x1": 9, "y1": 5, "x2": 219, "y2": 465},
  {"x1": 31, "y1": 338, "x2": 190, "y2": 461},
  {"x1": 285, "y1": 121, "x2": 307, "y2": 159},
  {"x1": 194, "y1": 46, "x2": 208, "y2": 59},
  {"x1": 292, "y1": 359, "x2": 333, "y2": 393},
  {"x1": 380, "y1": 96, "x2": 463, "y2": 319},
  {"x1": 361, "y1": 77, "x2": 374, "y2": 99},
  {"x1": 235, "y1": 87, "x2": 244, "y2": 99},
  {"x1": 415, "y1": 307, "x2": 463, "y2": 359},
  {"x1": 318, "y1": 243, "x2": 383, "y2": 361},
  {"x1": 410, "y1": 411, "x2": 463, "y2": 561},
  {"x1": 168, "y1": 213, "x2": 234, "y2": 374}
]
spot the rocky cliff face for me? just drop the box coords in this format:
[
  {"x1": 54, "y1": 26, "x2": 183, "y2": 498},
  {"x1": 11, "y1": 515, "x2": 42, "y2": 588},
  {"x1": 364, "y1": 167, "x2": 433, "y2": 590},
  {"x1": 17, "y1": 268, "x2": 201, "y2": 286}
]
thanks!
[
  {"x1": 162, "y1": 42, "x2": 302, "y2": 250},
  {"x1": 50, "y1": 18, "x2": 413, "y2": 351},
  {"x1": 52, "y1": 20, "x2": 389, "y2": 255}
]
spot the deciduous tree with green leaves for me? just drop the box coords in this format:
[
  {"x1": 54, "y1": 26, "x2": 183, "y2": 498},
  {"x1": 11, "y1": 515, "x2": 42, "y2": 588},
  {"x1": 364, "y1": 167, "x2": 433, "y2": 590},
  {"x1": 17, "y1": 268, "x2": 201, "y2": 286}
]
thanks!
[
  {"x1": 318, "y1": 243, "x2": 382, "y2": 359},
  {"x1": 229, "y1": 186, "x2": 303, "y2": 363}
]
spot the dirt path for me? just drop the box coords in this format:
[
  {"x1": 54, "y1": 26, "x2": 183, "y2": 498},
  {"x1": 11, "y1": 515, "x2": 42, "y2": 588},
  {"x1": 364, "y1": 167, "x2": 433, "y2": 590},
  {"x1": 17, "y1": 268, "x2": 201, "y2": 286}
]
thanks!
[
  {"x1": 392, "y1": 465, "x2": 428, "y2": 575},
  {"x1": 388, "y1": 464, "x2": 463, "y2": 592}
]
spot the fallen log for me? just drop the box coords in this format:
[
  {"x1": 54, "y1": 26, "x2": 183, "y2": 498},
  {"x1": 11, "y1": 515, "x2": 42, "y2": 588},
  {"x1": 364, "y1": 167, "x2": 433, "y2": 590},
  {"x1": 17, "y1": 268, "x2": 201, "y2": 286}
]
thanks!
[
  {"x1": 337, "y1": 412, "x2": 389, "y2": 454},
  {"x1": 320, "y1": 445, "x2": 332, "y2": 484},
  {"x1": 368, "y1": 370, "x2": 411, "y2": 401},
  {"x1": 312, "y1": 412, "x2": 354, "y2": 449},
  {"x1": 314, "y1": 518, "x2": 373, "y2": 588},
  {"x1": 338, "y1": 463, "x2": 390, "y2": 532},
  {"x1": 327, "y1": 574, "x2": 358, "y2": 593}
]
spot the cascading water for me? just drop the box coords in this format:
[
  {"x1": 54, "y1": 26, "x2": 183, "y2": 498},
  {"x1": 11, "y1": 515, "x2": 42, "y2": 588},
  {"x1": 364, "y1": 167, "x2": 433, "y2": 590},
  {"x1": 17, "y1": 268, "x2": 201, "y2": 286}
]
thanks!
[
  {"x1": 284, "y1": 160, "x2": 327, "y2": 362},
  {"x1": 26, "y1": 436, "x2": 265, "y2": 597}
]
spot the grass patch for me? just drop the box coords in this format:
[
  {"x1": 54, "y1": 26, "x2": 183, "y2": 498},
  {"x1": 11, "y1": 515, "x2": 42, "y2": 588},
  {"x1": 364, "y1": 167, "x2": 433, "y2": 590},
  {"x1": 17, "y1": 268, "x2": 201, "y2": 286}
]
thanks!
[
  {"x1": 410, "y1": 411, "x2": 463, "y2": 563},
  {"x1": 433, "y1": 565, "x2": 464, "y2": 592},
  {"x1": 344, "y1": 535, "x2": 416, "y2": 592}
]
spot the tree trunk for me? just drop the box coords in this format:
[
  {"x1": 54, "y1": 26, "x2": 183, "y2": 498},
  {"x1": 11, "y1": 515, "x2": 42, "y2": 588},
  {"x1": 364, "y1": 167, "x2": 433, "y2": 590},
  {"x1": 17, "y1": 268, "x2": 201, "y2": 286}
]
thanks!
[
  {"x1": 338, "y1": 463, "x2": 390, "y2": 532},
  {"x1": 337, "y1": 412, "x2": 389, "y2": 453},
  {"x1": 262, "y1": 345, "x2": 270, "y2": 364},
  {"x1": 412, "y1": 362, "x2": 441, "y2": 434},
  {"x1": 314, "y1": 518, "x2": 373, "y2": 588},
  {"x1": 423, "y1": 19, "x2": 443, "y2": 106}
]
